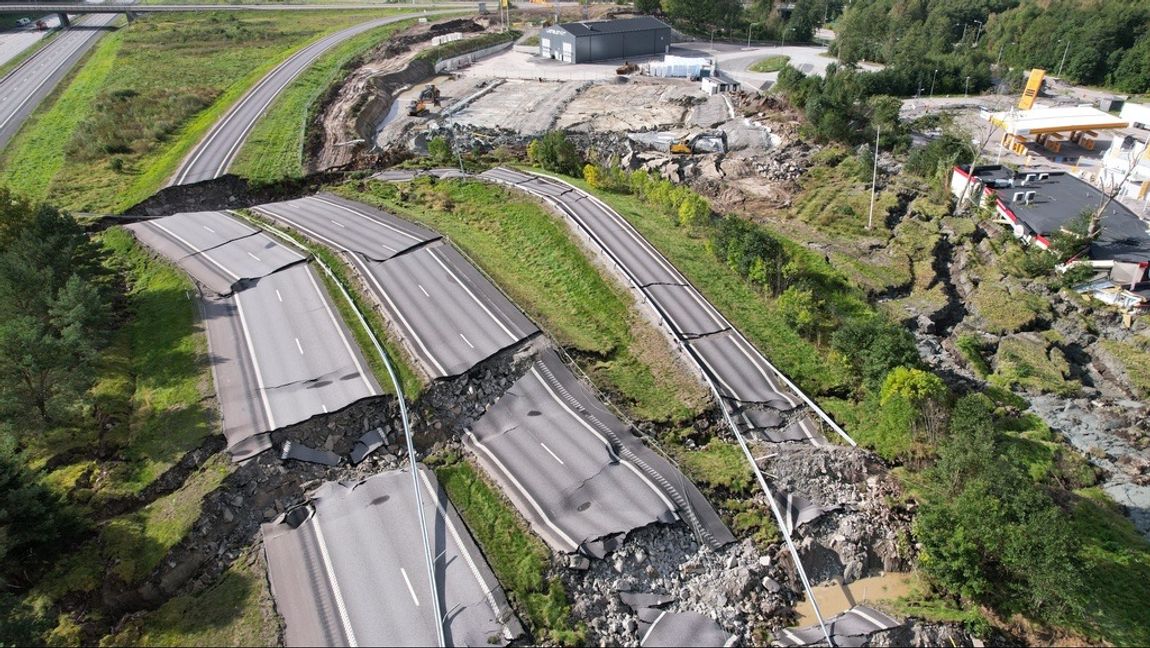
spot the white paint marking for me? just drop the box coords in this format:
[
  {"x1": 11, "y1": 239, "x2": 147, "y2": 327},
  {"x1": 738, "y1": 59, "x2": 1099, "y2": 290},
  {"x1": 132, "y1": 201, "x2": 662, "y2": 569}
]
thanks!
[
  {"x1": 427, "y1": 247, "x2": 520, "y2": 342},
  {"x1": 539, "y1": 442, "x2": 564, "y2": 465},
  {"x1": 400, "y1": 567, "x2": 421, "y2": 607},
  {"x1": 459, "y1": 332, "x2": 475, "y2": 349},
  {"x1": 275, "y1": 289, "x2": 283, "y2": 302},
  {"x1": 418, "y1": 284, "x2": 429, "y2": 297},
  {"x1": 203, "y1": 225, "x2": 216, "y2": 233},
  {"x1": 295, "y1": 337, "x2": 304, "y2": 355},
  {"x1": 247, "y1": 251, "x2": 262, "y2": 262},
  {"x1": 232, "y1": 291, "x2": 275, "y2": 429},
  {"x1": 301, "y1": 266, "x2": 378, "y2": 395},
  {"x1": 311, "y1": 514, "x2": 359, "y2": 647},
  {"x1": 330, "y1": 219, "x2": 346, "y2": 228}
]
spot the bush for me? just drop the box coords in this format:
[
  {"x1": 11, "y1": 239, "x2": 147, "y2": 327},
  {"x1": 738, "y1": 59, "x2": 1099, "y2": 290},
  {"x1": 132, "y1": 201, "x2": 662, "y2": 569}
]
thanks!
[
  {"x1": 831, "y1": 317, "x2": 920, "y2": 393},
  {"x1": 527, "y1": 130, "x2": 581, "y2": 175},
  {"x1": 709, "y1": 216, "x2": 788, "y2": 294},
  {"x1": 427, "y1": 136, "x2": 452, "y2": 164}
]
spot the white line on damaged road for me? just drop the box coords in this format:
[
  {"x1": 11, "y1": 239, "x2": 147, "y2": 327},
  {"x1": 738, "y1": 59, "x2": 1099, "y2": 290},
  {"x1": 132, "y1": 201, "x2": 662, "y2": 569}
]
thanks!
[
  {"x1": 540, "y1": 442, "x2": 565, "y2": 465},
  {"x1": 400, "y1": 567, "x2": 421, "y2": 607}
]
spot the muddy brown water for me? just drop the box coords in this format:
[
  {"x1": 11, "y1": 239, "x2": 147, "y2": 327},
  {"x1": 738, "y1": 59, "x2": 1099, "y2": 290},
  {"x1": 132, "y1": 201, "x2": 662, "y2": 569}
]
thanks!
[{"x1": 793, "y1": 572, "x2": 914, "y2": 625}]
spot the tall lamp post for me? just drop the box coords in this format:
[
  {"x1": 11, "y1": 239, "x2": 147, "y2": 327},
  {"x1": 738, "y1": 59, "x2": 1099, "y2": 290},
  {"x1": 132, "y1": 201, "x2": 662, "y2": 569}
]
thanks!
[
  {"x1": 972, "y1": 19, "x2": 984, "y2": 46},
  {"x1": 929, "y1": 68, "x2": 939, "y2": 97},
  {"x1": 964, "y1": 75, "x2": 972, "y2": 97},
  {"x1": 747, "y1": 22, "x2": 759, "y2": 48},
  {"x1": 1057, "y1": 39, "x2": 1071, "y2": 77}
]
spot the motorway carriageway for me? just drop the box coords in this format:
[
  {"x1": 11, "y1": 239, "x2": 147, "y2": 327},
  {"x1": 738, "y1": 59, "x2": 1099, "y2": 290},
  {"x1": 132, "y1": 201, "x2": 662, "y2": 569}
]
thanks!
[
  {"x1": 0, "y1": 13, "x2": 119, "y2": 152},
  {"x1": 256, "y1": 193, "x2": 734, "y2": 553},
  {"x1": 479, "y1": 167, "x2": 833, "y2": 446},
  {"x1": 255, "y1": 194, "x2": 540, "y2": 379},
  {"x1": 126, "y1": 210, "x2": 380, "y2": 460},
  {"x1": 262, "y1": 466, "x2": 522, "y2": 647},
  {"x1": 170, "y1": 12, "x2": 444, "y2": 186}
]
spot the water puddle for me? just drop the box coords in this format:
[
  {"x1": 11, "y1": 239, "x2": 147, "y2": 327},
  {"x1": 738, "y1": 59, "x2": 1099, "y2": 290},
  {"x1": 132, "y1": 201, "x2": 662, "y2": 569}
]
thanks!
[{"x1": 794, "y1": 572, "x2": 914, "y2": 625}]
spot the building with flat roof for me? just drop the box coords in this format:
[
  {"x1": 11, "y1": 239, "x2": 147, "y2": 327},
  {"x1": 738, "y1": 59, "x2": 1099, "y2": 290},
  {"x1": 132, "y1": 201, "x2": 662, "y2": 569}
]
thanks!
[
  {"x1": 952, "y1": 165, "x2": 1150, "y2": 309},
  {"x1": 987, "y1": 105, "x2": 1129, "y2": 158},
  {"x1": 539, "y1": 16, "x2": 672, "y2": 64}
]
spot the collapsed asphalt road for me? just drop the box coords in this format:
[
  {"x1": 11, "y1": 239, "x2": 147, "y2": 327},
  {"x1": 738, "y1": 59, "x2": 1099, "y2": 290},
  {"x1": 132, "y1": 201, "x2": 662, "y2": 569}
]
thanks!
[
  {"x1": 262, "y1": 466, "x2": 522, "y2": 647},
  {"x1": 127, "y1": 210, "x2": 380, "y2": 459},
  {"x1": 255, "y1": 194, "x2": 540, "y2": 379}
]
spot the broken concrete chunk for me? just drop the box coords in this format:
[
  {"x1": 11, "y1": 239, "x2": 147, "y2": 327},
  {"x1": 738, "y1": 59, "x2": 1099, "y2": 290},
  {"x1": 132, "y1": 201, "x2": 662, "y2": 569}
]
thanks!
[
  {"x1": 281, "y1": 440, "x2": 341, "y2": 466},
  {"x1": 349, "y1": 428, "x2": 387, "y2": 465}
]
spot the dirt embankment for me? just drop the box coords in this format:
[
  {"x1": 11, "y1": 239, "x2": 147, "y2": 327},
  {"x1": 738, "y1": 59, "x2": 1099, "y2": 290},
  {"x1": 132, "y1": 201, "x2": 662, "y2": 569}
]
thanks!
[{"x1": 308, "y1": 18, "x2": 487, "y2": 172}]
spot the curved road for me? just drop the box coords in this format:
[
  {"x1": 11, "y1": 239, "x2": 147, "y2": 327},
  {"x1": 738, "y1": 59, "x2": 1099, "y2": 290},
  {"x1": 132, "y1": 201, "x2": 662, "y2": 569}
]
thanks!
[
  {"x1": 171, "y1": 11, "x2": 450, "y2": 186},
  {"x1": 0, "y1": 13, "x2": 120, "y2": 151}
]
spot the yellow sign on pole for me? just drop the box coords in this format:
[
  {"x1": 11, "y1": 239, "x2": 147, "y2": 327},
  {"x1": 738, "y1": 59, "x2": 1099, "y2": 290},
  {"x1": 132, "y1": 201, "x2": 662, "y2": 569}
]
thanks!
[{"x1": 1018, "y1": 69, "x2": 1045, "y2": 110}]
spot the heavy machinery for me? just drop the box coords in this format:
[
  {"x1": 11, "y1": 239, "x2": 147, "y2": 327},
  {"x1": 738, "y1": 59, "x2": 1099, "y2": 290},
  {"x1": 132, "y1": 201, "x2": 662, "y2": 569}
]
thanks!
[
  {"x1": 616, "y1": 61, "x2": 638, "y2": 75},
  {"x1": 419, "y1": 84, "x2": 441, "y2": 106},
  {"x1": 407, "y1": 99, "x2": 427, "y2": 116},
  {"x1": 670, "y1": 139, "x2": 692, "y2": 154}
]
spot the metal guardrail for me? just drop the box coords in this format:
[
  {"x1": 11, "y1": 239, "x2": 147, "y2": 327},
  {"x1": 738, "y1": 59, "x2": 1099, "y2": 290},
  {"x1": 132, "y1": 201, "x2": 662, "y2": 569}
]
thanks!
[{"x1": 237, "y1": 211, "x2": 447, "y2": 648}]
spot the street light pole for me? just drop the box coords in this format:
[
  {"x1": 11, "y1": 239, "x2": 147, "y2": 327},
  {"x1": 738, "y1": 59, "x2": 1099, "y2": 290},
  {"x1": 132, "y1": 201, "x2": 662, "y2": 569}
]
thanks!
[
  {"x1": 929, "y1": 68, "x2": 939, "y2": 97},
  {"x1": 781, "y1": 26, "x2": 791, "y2": 48},
  {"x1": 965, "y1": 75, "x2": 971, "y2": 97},
  {"x1": 1057, "y1": 39, "x2": 1071, "y2": 77},
  {"x1": 747, "y1": 22, "x2": 758, "y2": 48},
  {"x1": 711, "y1": 27, "x2": 716, "y2": 51},
  {"x1": 972, "y1": 19, "x2": 984, "y2": 46},
  {"x1": 867, "y1": 124, "x2": 880, "y2": 230}
]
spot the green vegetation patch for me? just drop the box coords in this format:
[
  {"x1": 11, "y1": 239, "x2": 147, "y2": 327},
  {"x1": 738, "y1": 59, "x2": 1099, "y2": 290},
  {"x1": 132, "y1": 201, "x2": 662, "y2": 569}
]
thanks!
[
  {"x1": 0, "y1": 10, "x2": 403, "y2": 213},
  {"x1": 968, "y1": 278, "x2": 1049, "y2": 334},
  {"x1": 433, "y1": 455, "x2": 585, "y2": 645},
  {"x1": 102, "y1": 453, "x2": 231, "y2": 584},
  {"x1": 104, "y1": 550, "x2": 279, "y2": 646},
  {"x1": 335, "y1": 178, "x2": 708, "y2": 423},
  {"x1": 991, "y1": 334, "x2": 1079, "y2": 397},
  {"x1": 1064, "y1": 488, "x2": 1150, "y2": 645},
  {"x1": 91, "y1": 228, "x2": 217, "y2": 497},
  {"x1": 749, "y1": 55, "x2": 791, "y2": 73},
  {"x1": 1099, "y1": 339, "x2": 1150, "y2": 399},
  {"x1": 231, "y1": 19, "x2": 414, "y2": 184},
  {"x1": 678, "y1": 441, "x2": 753, "y2": 495}
]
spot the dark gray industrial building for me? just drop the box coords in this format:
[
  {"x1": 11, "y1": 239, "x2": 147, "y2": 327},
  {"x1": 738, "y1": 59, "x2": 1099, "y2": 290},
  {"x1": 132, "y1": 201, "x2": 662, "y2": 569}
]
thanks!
[{"x1": 539, "y1": 16, "x2": 672, "y2": 64}]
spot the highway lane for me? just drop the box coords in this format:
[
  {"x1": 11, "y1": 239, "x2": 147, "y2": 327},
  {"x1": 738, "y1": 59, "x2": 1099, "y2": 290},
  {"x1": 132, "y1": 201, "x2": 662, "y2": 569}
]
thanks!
[
  {"x1": 465, "y1": 348, "x2": 678, "y2": 556},
  {"x1": 171, "y1": 12, "x2": 443, "y2": 186},
  {"x1": 234, "y1": 263, "x2": 379, "y2": 430},
  {"x1": 0, "y1": 13, "x2": 119, "y2": 151},
  {"x1": 255, "y1": 193, "x2": 439, "y2": 261},
  {"x1": 127, "y1": 210, "x2": 306, "y2": 295},
  {"x1": 362, "y1": 241, "x2": 538, "y2": 378},
  {"x1": 262, "y1": 467, "x2": 522, "y2": 647},
  {"x1": 127, "y1": 210, "x2": 380, "y2": 459},
  {"x1": 478, "y1": 167, "x2": 836, "y2": 443}
]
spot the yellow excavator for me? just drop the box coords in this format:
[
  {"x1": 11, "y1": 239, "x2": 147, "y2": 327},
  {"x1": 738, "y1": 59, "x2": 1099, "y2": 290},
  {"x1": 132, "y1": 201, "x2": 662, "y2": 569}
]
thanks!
[
  {"x1": 670, "y1": 139, "x2": 693, "y2": 154},
  {"x1": 407, "y1": 84, "x2": 442, "y2": 117}
]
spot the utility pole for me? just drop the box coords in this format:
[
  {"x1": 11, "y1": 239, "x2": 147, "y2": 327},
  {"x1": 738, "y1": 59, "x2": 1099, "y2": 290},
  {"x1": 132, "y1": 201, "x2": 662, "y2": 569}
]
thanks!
[
  {"x1": 929, "y1": 68, "x2": 939, "y2": 97},
  {"x1": 1057, "y1": 39, "x2": 1071, "y2": 77},
  {"x1": 964, "y1": 75, "x2": 971, "y2": 97},
  {"x1": 867, "y1": 124, "x2": 880, "y2": 230}
]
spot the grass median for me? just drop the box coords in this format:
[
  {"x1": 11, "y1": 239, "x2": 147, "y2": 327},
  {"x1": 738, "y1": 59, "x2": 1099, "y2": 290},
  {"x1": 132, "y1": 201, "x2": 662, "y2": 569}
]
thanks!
[
  {"x1": 0, "y1": 10, "x2": 407, "y2": 213},
  {"x1": 334, "y1": 178, "x2": 710, "y2": 424}
]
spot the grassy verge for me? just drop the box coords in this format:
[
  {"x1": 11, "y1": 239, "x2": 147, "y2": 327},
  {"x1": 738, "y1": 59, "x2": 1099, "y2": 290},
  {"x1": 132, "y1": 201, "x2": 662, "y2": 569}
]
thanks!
[
  {"x1": 25, "y1": 227, "x2": 215, "y2": 502},
  {"x1": 237, "y1": 209, "x2": 424, "y2": 397},
  {"x1": 749, "y1": 54, "x2": 790, "y2": 73},
  {"x1": 103, "y1": 549, "x2": 278, "y2": 646},
  {"x1": 0, "y1": 10, "x2": 405, "y2": 213},
  {"x1": 1064, "y1": 488, "x2": 1150, "y2": 645},
  {"x1": 335, "y1": 178, "x2": 709, "y2": 423},
  {"x1": 230, "y1": 19, "x2": 415, "y2": 184},
  {"x1": 430, "y1": 453, "x2": 585, "y2": 645}
]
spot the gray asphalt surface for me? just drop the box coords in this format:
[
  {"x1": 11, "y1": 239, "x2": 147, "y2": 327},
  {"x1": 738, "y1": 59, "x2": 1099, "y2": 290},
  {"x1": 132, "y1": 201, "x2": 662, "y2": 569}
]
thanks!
[
  {"x1": 478, "y1": 168, "x2": 817, "y2": 439},
  {"x1": 776, "y1": 605, "x2": 899, "y2": 646},
  {"x1": 171, "y1": 12, "x2": 438, "y2": 186},
  {"x1": 262, "y1": 466, "x2": 522, "y2": 647},
  {"x1": 0, "y1": 13, "x2": 119, "y2": 151},
  {"x1": 127, "y1": 211, "x2": 380, "y2": 459},
  {"x1": 465, "y1": 348, "x2": 678, "y2": 555},
  {"x1": 641, "y1": 611, "x2": 733, "y2": 647},
  {"x1": 127, "y1": 210, "x2": 306, "y2": 295},
  {"x1": 255, "y1": 193, "x2": 439, "y2": 262},
  {"x1": 362, "y1": 241, "x2": 537, "y2": 378}
]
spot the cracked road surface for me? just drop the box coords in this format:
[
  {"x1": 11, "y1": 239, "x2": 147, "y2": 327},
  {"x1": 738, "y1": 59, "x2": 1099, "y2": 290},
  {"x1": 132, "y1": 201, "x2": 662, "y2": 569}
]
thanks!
[
  {"x1": 478, "y1": 167, "x2": 825, "y2": 444},
  {"x1": 254, "y1": 196, "x2": 538, "y2": 379},
  {"x1": 127, "y1": 211, "x2": 379, "y2": 459},
  {"x1": 465, "y1": 348, "x2": 733, "y2": 556},
  {"x1": 262, "y1": 466, "x2": 522, "y2": 647}
]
